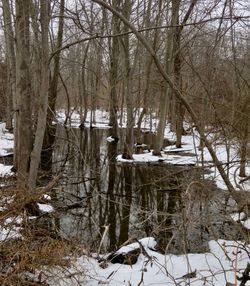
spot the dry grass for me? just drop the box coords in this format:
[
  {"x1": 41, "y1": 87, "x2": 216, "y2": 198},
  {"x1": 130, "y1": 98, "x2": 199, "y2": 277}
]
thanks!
[{"x1": 0, "y1": 187, "x2": 77, "y2": 286}]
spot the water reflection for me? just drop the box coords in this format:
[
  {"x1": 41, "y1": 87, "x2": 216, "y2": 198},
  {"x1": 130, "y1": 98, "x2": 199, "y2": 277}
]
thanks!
[{"x1": 52, "y1": 126, "x2": 243, "y2": 254}]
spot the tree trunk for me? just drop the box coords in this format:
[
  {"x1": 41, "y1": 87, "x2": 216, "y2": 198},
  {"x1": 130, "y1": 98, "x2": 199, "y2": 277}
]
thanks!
[
  {"x1": 136, "y1": 0, "x2": 162, "y2": 140},
  {"x1": 42, "y1": 0, "x2": 64, "y2": 170},
  {"x1": 121, "y1": 0, "x2": 133, "y2": 160},
  {"x1": 153, "y1": 0, "x2": 180, "y2": 155},
  {"x1": 28, "y1": 1, "x2": 50, "y2": 189},
  {"x1": 15, "y1": 0, "x2": 33, "y2": 188},
  {"x1": 108, "y1": 0, "x2": 120, "y2": 138},
  {"x1": 239, "y1": 100, "x2": 249, "y2": 177},
  {"x1": 2, "y1": 0, "x2": 16, "y2": 160}
]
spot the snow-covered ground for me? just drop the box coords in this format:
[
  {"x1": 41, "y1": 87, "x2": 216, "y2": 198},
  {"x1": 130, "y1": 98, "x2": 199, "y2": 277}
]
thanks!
[
  {"x1": 0, "y1": 123, "x2": 14, "y2": 176},
  {"x1": 1, "y1": 110, "x2": 250, "y2": 285},
  {"x1": 46, "y1": 237, "x2": 250, "y2": 286}
]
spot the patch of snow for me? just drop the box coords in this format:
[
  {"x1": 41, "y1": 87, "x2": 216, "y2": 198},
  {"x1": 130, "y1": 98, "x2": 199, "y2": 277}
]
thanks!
[
  {"x1": 37, "y1": 203, "x2": 54, "y2": 213},
  {"x1": 117, "y1": 152, "x2": 196, "y2": 166},
  {"x1": 0, "y1": 226, "x2": 22, "y2": 241},
  {"x1": 106, "y1": 136, "x2": 115, "y2": 142},
  {"x1": 43, "y1": 194, "x2": 52, "y2": 200},
  {"x1": 5, "y1": 216, "x2": 23, "y2": 225},
  {"x1": 0, "y1": 164, "x2": 13, "y2": 176},
  {"x1": 231, "y1": 212, "x2": 246, "y2": 222},
  {"x1": 116, "y1": 237, "x2": 156, "y2": 254},
  {"x1": 242, "y1": 218, "x2": 250, "y2": 229}
]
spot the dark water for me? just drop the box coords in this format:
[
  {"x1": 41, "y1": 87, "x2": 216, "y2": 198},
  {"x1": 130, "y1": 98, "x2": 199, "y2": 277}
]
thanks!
[{"x1": 51, "y1": 126, "x2": 244, "y2": 254}]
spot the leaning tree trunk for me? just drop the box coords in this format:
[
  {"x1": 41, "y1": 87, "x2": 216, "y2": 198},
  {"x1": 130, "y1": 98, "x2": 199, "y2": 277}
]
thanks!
[
  {"x1": 28, "y1": 1, "x2": 50, "y2": 189},
  {"x1": 15, "y1": 0, "x2": 33, "y2": 189}
]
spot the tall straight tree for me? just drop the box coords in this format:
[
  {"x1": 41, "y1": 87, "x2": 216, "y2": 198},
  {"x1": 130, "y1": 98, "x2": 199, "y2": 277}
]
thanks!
[
  {"x1": 153, "y1": 0, "x2": 180, "y2": 155},
  {"x1": 2, "y1": 0, "x2": 15, "y2": 131},
  {"x1": 28, "y1": 1, "x2": 50, "y2": 188},
  {"x1": 42, "y1": 0, "x2": 65, "y2": 170},
  {"x1": 108, "y1": 0, "x2": 120, "y2": 138},
  {"x1": 174, "y1": 0, "x2": 198, "y2": 147},
  {"x1": 2, "y1": 0, "x2": 17, "y2": 169},
  {"x1": 15, "y1": 0, "x2": 33, "y2": 188},
  {"x1": 121, "y1": 0, "x2": 133, "y2": 159}
]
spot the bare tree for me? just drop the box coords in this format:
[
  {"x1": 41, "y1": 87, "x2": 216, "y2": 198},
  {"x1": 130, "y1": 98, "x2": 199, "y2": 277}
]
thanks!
[
  {"x1": 2, "y1": 0, "x2": 16, "y2": 157},
  {"x1": 28, "y1": 1, "x2": 50, "y2": 188},
  {"x1": 15, "y1": 0, "x2": 33, "y2": 188},
  {"x1": 42, "y1": 0, "x2": 65, "y2": 170}
]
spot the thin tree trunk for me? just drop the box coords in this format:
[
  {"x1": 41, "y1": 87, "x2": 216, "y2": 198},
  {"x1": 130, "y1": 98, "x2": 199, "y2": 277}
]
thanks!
[
  {"x1": 2, "y1": 0, "x2": 16, "y2": 159},
  {"x1": 153, "y1": 0, "x2": 179, "y2": 155},
  {"x1": 122, "y1": 0, "x2": 133, "y2": 160},
  {"x1": 239, "y1": 100, "x2": 249, "y2": 177},
  {"x1": 42, "y1": 0, "x2": 64, "y2": 170},
  {"x1": 80, "y1": 43, "x2": 90, "y2": 126},
  {"x1": 108, "y1": 0, "x2": 120, "y2": 138},
  {"x1": 137, "y1": 0, "x2": 162, "y2": 138},
  {"x1": 28, "y1": 1, "x2": 50, "y2": 189}
]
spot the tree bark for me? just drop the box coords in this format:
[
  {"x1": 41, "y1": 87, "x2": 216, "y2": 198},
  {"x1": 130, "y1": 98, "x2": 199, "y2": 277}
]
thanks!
[
  {"x1": 15, "y1": 0, "x2": 33, "y2": 188},
  {"x1": 42, "y1": 0, "x2": 64, "y2": 170},
  {"x1": 108, "y1": 0, "x2": 120, "y2": 138},
  {"x1": 239, "y1": 100, "x2": 249, "y2": 177},
  {"x1": 2, "y1": 0, "x2": 16, "y2": 161},
  {"x1": 28, "y1": 1, "x2": 50, "y2": 189},
  {"x1": 153, "y1": 0, "x2": 180, "y2": 155},
  {"x1": 121, "y1": 0, "x2": 133, "y2": 160}
]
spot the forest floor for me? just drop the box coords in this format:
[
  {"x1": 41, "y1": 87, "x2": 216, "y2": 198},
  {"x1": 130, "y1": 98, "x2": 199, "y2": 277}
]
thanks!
[{"x1": 0, "y1": 110, "x2": 250, "y2": 285}]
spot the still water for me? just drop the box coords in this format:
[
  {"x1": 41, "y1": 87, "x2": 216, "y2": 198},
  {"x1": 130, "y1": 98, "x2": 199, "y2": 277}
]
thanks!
[{"x1": 52, "y1": 126, "x2": 243, "y2": 254}]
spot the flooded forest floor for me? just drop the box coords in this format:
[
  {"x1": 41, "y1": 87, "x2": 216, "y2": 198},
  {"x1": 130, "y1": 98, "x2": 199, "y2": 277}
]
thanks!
[{"x1": 0, "y1": 110, "x2": 250, "y2": 285}]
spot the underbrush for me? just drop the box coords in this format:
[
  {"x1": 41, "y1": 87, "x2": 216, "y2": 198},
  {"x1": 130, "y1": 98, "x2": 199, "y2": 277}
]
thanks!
[{"x1": 0, "y1": 187, "x2": 81, "y2": 286}]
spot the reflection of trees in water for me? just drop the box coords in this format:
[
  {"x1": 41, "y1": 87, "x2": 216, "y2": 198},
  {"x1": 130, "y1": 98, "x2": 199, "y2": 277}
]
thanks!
[
  {"x1": 107, "y1": 134, "x2": 118, "y2": 250},
  {"x1": 54, "y1": 127, "x2": 238, "y2": 254}
]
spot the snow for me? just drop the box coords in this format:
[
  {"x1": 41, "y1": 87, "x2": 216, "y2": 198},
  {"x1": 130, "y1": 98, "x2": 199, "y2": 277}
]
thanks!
[
  {"x1": 0, "y1": 123, "x2": 14, "y2": 176},
  {"x1": 46, "y1": 238, "x2": 250, "y2": 286},
  {"x1": 37, "y1": 203, "x2": 54, "y2": 213},
  {"x1": 107, "y1": 136, "x2": 116, "y2": 142},
  {"x1": 231, "y1": 212, "x2": 246, "y2": 222},
  {"x1": 116, "y1": 237, "x2": 156, "y2": 254},
  {"x1": 117, "y1": 152, "x2": 197, "y2": 165},
  {"x1": 0, "y1": 164, "x2": 13, "y2": 176},
  {"x1": 0, "y1": 112, "x2": 250, "y2": 285},
  {"x1": 0, "y1": 226, "x2": 22, "y2": 241},
  {"x1": 242, "y1": 218, "x2": 250, "y2": 229}
]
